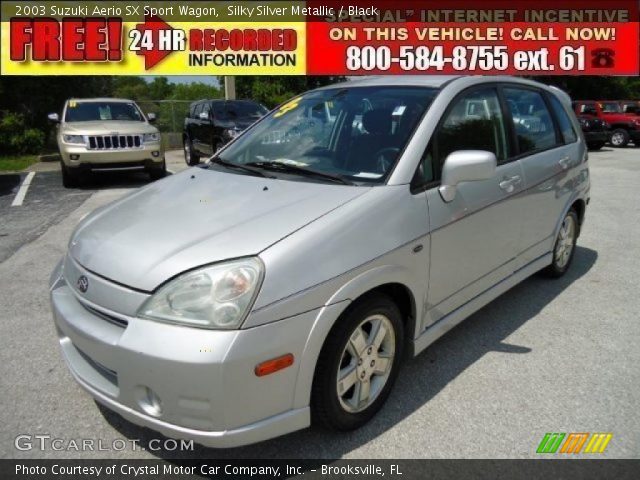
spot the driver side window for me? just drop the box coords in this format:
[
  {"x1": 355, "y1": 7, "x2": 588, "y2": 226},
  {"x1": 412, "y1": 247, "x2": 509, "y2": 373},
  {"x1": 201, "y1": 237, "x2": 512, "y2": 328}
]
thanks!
[{"x1": 416, "y1": 88, "x2": 508, "y2": 187}]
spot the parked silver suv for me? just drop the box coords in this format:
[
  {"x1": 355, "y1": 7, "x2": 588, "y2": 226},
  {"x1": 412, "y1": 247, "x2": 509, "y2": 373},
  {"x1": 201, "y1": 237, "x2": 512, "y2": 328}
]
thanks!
[
  {"x1": 50, "y1": 76, "x2": 589, "y2": 447},
  {"x1": 49, "y1": 98, "x2": 165, "y2": 187}
]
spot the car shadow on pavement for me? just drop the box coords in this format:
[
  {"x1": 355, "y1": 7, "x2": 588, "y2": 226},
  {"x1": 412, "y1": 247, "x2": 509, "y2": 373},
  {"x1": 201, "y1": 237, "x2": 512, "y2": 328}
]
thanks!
[
  {"x1": 75, "y1": 171, "x2": 167, "y2": 191},
  {"x1": 98, "y1": 246, "x2": 598, "y2": 462}
]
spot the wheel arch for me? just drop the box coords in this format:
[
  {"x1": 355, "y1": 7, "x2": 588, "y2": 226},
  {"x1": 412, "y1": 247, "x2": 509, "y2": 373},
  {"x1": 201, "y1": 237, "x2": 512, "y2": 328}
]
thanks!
[
  {"x1": 610, "y1": 123, "x2": 633, "y2": 131},
  {"x1": 571, "y1": 198, "x2": 586, "y2": 228},
  {"x1": 293, "y1": 268, "x2": 421, "y2": 409}
]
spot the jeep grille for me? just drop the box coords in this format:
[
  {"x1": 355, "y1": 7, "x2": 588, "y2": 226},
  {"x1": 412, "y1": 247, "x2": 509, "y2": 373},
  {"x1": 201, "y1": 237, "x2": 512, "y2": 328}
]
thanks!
[{"x1": 87, "y1": 135, "x2": 142, "y2": 150}]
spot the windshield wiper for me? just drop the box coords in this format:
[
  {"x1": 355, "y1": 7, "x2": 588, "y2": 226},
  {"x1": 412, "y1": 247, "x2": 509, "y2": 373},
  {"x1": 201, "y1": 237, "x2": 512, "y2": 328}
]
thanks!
[
  {"x1": 246, "y1": 161, "x2": 354, "y2": 185},
  {"x1": 207, "y1": 156, "x2": 273, "y2": 178}
]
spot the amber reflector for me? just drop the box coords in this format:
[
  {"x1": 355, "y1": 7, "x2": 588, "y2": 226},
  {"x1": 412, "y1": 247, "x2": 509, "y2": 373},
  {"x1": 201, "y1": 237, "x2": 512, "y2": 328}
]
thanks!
[{"x1": 254, "y1": 354, "x2": 294, "y2": 377}]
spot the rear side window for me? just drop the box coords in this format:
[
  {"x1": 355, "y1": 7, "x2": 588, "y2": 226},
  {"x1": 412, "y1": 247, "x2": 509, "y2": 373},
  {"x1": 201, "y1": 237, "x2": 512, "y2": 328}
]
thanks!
[
  {"x1": 193, "y1": 103, "x2": 203, "y2": 118},
  {"x1": 504, "y1": 88, "x2": 558, "y2": 155},
  {"x1": 548, "y1": 95, "x2": 577, "y2": 144}
]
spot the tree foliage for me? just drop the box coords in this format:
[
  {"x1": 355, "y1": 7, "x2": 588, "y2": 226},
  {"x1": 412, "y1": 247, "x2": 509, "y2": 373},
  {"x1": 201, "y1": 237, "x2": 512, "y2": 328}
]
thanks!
[
  {"x1": 228, "y1": 76, "x2": 347, "y2": 107},
  {"x1": 534, "y1": 76, "x2": 640, "y2": 100}
]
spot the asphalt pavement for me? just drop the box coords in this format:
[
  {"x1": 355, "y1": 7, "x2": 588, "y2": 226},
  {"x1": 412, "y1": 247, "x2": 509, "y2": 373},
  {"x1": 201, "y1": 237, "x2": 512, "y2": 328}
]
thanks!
[{"x1": 0, "y1": 148, "x2": 638, "y2": 460}]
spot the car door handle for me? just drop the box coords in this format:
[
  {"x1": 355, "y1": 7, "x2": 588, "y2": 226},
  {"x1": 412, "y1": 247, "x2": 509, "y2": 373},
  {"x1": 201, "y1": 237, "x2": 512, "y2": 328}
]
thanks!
[
  {"x1": 558, "y1": 157, "x2": 570, "y2": 170},
  {"x1": 499, "y1": 175, "x2": 521, "y2": 192}
]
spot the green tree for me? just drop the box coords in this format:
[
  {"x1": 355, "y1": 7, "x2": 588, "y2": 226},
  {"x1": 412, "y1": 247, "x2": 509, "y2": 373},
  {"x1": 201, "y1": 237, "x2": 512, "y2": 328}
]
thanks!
[
  {"x1": 111, "y1": 77, "x2": 150, "y2": 100},
  {"x1": 225, "y1": 76, "x2": 347, "y2": 107},
  {"x1": 170, "y1": 82, "x2": 223, "y2": 101},
  {"x1": 147, "y1": 77, "x2": 174, "y2": 100},
  {"x1": 0, "y1": 76, "x2": 112, "y2": 147},
  {"x1": 535, "y1": 76, "x2": 640, "y2": 100}
]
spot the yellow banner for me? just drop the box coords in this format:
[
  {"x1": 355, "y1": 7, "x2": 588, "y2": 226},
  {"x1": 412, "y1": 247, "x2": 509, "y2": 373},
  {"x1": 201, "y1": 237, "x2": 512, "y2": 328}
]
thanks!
[{"x1": 0, "y1": 2, "x2": 306, "y2": 75}]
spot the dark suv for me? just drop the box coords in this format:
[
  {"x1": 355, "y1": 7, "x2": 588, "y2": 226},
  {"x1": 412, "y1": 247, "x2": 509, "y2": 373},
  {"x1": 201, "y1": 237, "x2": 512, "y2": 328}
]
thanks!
[{"x1": 183, "y1": 99, "x2": 268, "y2": 165}]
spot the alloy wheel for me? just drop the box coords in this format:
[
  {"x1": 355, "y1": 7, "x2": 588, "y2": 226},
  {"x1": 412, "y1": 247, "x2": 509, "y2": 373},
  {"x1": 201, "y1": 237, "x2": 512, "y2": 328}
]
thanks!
[
  {"x1": 555, "y1": 214, "x2": 576, "y2": 269},
  {"x1": 611, "y1": 132, "x2": 625, "y2": 147},
  {"x1": 336, "y1": 314, "x2": 395, "y2": 413}
]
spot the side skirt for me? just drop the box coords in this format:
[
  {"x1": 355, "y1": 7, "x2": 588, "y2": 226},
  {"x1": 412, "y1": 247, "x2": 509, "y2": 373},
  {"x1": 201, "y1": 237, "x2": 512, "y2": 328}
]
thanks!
[{"x1": 412, "y1": 253, "x2": 552, "y2": 357}]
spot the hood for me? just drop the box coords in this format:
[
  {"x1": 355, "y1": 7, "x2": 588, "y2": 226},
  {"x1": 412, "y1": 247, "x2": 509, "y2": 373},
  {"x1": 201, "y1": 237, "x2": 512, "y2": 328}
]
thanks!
[
  {"x1": 599, "y1": 112, "x2": 634, "y2": 122},
  {"x1": 62, "y1": 121, "x2": 157, "y2": 134},
  {"x1": 214, "y1": 118, "x2": 258, "y2": 130},
  {"x1": 69, "y1": 169, "x2": 369, "y2": 291}
]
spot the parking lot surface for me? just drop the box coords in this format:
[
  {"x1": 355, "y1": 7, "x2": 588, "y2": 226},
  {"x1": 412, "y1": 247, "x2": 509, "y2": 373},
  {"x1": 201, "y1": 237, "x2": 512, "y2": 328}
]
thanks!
[{"x1": 0, "y1": 148, "x2": 638, "y2": 459}]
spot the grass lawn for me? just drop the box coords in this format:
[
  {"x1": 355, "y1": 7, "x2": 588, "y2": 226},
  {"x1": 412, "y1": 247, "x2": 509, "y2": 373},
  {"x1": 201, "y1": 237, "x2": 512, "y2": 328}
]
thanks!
[{"x1": 0, "y1": 155, "x2": 39, "y2": 172}]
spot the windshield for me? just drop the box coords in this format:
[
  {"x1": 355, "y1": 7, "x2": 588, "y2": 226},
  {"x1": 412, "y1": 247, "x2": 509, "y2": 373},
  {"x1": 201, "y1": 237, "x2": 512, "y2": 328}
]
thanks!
[
  {"x1": 599, "y1": 102, "x2": 622, "y2": 113},
  {"x1": 65, "y1": 101, "x2": 144, "y2": 122},
  {"x1": 215, "y1": 86, "x2": 439, "y2": 184},
  {"x1": 213, "y1": 102, "x2": 268, "y2": 121}
]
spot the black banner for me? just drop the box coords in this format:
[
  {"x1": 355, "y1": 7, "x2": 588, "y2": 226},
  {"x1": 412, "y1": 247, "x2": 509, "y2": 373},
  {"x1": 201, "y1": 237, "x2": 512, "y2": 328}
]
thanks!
[{"x1": 3, "y1": 459, "x2": 640, "y2": 480}]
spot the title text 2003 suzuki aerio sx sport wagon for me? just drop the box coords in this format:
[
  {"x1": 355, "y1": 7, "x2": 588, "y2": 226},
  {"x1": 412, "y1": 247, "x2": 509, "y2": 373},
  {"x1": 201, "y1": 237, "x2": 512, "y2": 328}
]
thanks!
[{"x1": 50, "y1": 76, "x2": 590, "y2": 448}]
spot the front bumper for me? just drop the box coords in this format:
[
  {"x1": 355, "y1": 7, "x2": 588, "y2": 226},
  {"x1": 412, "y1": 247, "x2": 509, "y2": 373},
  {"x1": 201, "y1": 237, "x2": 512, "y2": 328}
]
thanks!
[
  {"x1": 49, "y1": 257, "x2": 335, "y2": 448},
  {"x1": 59, "y1": 142, "x2": 164, "y2": 168},
  {"x1": 583, "y1": 130, "x2": 610, "y2": 144}
]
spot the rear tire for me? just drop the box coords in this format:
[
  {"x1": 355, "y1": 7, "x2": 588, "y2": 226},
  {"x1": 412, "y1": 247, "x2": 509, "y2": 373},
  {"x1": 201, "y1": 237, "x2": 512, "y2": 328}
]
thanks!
[
  {"x1": 610, "y1": 129, "x2": 630, "y2": 148},
  {"x1": 148, "y1": 161, "x2": 166, "y2": 181},
  {"x1": 184, "y1": 138, "x2": 200, "y2": 166},
  {"x1": 587, "y1": 142, "x2": 605, "y2": 151},
  {"x1": 61, "y1": 163, "x2": 80, "y2": 188},
  {"x1": 543, "y1": 209, "x2": 578, "y2": 278},
  {"x1": 311, "y1": 294, "x2": 404, "y2": 431}
]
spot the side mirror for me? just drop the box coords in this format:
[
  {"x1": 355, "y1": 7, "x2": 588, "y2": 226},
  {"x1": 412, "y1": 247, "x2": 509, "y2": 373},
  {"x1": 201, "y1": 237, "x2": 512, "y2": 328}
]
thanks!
[
  {"x1": 48, "y1": 113, "x2": 59, "y2": 123},
  {"x1": 146, "y1": 112, "x2": 156, "y2": 122},
  {"x1": 199, "y1": 111, "x2": 210, "y2": 121},
  {"x1": 439, "y1": 150, "x2": 497, "y2": 203}
]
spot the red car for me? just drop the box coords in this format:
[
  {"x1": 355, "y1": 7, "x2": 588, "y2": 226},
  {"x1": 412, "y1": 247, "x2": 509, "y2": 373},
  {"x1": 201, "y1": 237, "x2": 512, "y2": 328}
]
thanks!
[{"x1": 572, "y1": 100, "x2": 640, "y2": 147}]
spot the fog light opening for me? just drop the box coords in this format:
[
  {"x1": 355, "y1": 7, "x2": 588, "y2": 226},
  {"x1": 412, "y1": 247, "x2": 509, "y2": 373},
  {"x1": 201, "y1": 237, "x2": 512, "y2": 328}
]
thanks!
[
  {"x1": 137, "y1": 386, "x2": 163, "y2": 417},
  {"x1": 151, "y1": 151, "x2": 160, "y2": 157},
  {"x1": 69, "y1": 154, "x2": 80, "y2": 160}
]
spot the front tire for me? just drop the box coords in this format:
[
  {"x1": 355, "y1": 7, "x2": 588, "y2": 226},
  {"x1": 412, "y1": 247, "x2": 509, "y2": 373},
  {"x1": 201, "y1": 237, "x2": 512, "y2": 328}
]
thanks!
[
  {"x1": 311, "y1": 294, "x2": 404, "y2": 431},
  {"x1": 184, "y1": 138, "x2": 200, "y2": 166},
  {"x1": 543, "y1": 209, "x2": 578, "y2": 278},
  {"x1": 148, "y1": 161, "x2": 166, "y2": 181},
  {"x1": 610, "y1": 129, "x2": 630, "y2": 148},
  {"x1": 61, "y1": 163, "x2": 81, "y2": 188}
]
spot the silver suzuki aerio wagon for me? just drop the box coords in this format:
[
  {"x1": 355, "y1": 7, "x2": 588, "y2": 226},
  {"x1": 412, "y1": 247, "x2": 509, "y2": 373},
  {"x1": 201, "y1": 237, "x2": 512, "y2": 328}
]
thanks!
[{"x1": 50, "y1": 76, "x2": 589, "y2": 447}]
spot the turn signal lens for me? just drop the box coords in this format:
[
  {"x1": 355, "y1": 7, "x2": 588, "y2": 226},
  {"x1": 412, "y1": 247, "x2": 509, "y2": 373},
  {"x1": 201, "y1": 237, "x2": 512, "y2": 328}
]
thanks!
[{"x1": 254, "y1": 354, "x2": 294, "y2": 377}]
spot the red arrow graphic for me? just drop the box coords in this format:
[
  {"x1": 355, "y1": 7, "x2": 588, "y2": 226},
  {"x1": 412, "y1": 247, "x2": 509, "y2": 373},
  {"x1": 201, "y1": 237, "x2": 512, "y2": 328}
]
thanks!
[{"x1": 133, "y1": 15, "x2": 175, "y2": 70}]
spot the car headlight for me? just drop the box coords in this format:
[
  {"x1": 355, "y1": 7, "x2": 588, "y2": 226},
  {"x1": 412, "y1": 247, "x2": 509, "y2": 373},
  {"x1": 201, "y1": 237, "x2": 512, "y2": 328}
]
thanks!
[
  {"x1": 224, "y1": 129, "x2": 239, "y2": 138},
  {"x1": 143, "y1": 132, "x2": 161, "y2": 143},
  {"x1": 138, "y1": 257, "x2": 263, "y2": 329},
  {"x1": 62, "y1": 134, "x2": 85, "y2": 145}
]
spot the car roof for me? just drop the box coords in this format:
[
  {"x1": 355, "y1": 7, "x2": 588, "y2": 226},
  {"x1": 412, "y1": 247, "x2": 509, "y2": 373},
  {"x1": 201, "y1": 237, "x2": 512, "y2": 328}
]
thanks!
[
  {"x1": 318, "y1": 75, "x2": 563, "y2": 89},
  {"x1": 67, "y1": 98, "x2": 135, "y2": 103},
  {"x1": 316, "y1": 75, "x2": 462, "y2": 90},
  {"x1": 191, "y1": 99, "x2": 261, "y2": 105}
]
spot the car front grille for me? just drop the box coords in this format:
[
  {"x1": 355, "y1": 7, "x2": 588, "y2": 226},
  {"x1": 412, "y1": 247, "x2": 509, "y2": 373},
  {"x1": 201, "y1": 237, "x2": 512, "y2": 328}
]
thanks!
[{"x1": 87, "y1": 134, "x2": 142, "y2": 150}]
